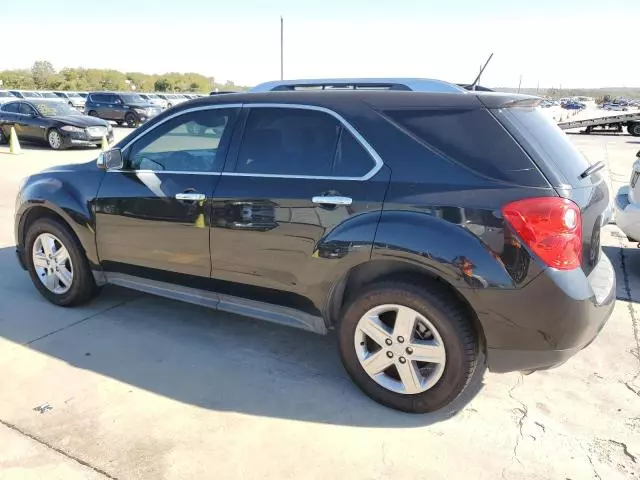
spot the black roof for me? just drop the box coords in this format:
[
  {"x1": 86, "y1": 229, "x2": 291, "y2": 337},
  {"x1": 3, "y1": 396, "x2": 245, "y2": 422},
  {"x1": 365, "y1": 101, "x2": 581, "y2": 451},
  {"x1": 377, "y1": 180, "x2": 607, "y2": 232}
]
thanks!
[{"x1": 175, "y1": 90, "x2": 539, "y2": 111}]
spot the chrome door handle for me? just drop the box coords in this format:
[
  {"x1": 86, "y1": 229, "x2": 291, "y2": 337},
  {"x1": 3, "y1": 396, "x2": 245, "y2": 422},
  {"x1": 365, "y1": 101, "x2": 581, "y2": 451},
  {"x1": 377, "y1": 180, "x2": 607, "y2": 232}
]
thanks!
[
  {"x1": 312, "y1": 196, "x2": 352, "y2": 206},
  {"x1": 175, "y1": 193, "x2": 206, "y2": 201}
]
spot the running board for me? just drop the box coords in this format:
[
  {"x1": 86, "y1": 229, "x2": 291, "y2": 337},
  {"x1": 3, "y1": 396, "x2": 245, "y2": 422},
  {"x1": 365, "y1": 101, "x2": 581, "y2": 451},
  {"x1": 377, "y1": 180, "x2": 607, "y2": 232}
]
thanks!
[{"x1": 104, "y1": 272, "x2": 327, "y2": 335}]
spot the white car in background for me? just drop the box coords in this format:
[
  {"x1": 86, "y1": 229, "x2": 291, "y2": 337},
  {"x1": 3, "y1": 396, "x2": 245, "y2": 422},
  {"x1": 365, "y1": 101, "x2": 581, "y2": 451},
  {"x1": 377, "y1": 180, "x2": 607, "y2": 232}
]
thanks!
[
  {"x1": 139, "y1": 93, "x2": 169, "y2": 110},
  {"x1": 155, "y1": 93, "x2": 188, "y2": 108},
  {"x1": 0, "y1": 90, "x2": 17, "y2": 104},
  {"x1": 53, "y1": 91, "x2": 86, "y2": 111},
  {"x1": 615, "y1": 150, "x2": 640, "y2": 240}
]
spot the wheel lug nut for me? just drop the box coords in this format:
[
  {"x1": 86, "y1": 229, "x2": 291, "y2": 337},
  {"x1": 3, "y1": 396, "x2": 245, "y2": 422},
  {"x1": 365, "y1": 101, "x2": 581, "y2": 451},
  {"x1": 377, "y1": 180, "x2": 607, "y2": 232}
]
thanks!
[
  {"x1": 385, "y1": 339, "x2": 392, "y2": 346},
  {"x1": 406, "y1": 347, "x2": 413, "y2": 355},
  {"x1": 397, "y1": 336, "x2": 404, "y2": 343},
  {"x1": 399, "y1": 357, "x2": 406, "y2": 364},
  {"x1": 386, "y1": 351, "x2": 393, "y2": 358}
]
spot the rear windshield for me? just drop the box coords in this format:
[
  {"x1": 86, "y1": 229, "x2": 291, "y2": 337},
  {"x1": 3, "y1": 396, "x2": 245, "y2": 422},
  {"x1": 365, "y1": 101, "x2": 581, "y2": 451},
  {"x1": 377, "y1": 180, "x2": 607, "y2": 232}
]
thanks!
[
  {"x1": 493, "y1": 107, "x2": 592, "y2": 187},
  {"x1": 384, "y1": 108, "x2": 546, "y2": 187}
]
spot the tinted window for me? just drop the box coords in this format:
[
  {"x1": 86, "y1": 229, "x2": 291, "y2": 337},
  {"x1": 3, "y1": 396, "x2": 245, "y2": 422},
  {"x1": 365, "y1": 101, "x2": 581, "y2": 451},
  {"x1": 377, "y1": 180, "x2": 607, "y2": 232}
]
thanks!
[
  {"x1": 494, "y1": 107, "x2": 591, "y2": 187},
  {"x1": 18, "y1": 103, "x2": 36, "y2": 115},
  {"x1": 385, "y1": 108, "x2": 545, "y2": 186},
  {"x1": 128, "y1": 108, "x2": 238, "y2": 172},
  {"x1": 90, "y1": 93, "x2": 106, "y2": 102},
  {"x1": 333, "y1": 128, "x2": 375, "y2": 177},
  {"x1": 237, "y1": 108, "x2": 340, "y2": 176},
  {"x1": 2, "y1": 103, "x2": 19, "y2": 113}
]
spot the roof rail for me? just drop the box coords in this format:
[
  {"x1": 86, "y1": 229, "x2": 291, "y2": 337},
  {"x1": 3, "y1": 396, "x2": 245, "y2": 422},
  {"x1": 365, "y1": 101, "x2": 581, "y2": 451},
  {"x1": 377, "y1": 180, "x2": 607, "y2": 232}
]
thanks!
[{"x1": 249, "y1": 78, "x2": 466, "y2": 94}]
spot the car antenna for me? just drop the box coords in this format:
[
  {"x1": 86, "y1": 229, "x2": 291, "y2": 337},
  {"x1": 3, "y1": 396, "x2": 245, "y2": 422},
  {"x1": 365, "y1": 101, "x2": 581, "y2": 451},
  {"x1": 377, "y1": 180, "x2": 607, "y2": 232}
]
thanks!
[{"x1": 470, "y1": 53, "x2": 494, "y2": 91}]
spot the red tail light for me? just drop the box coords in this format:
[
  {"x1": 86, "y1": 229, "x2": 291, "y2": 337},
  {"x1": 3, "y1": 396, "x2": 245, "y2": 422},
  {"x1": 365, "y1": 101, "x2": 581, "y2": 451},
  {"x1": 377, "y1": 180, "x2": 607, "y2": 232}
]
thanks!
[{"x1": 502, "y1": 197, "x2": 582, "y2": 270}]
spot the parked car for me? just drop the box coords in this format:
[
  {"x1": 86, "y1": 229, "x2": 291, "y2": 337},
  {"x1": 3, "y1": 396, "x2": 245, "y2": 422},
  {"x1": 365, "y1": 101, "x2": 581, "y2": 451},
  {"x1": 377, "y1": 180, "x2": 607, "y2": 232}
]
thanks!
[
  {"x1": 603, "y1": 103, "x2": 629, "y2": 111},
  {"x1": 84, "y1": 92, "x2": 161, "y2": 127},
  {"x1": 9, "y1": 90, "x2": 44, "y2": 99},
  {"x1": 614, "y1": 150, "x2": 640, "y2": 241},
  {"x1": 155, "y1": 93, "x2": 188, "y2": 108},
  {"x1": 13, "y1": 89, "x2": 615, "y2": 413},
  {"x1": 0, "y1": 90, "x2": 17, "y2": 104},
  {"x1": 77, "y1": 92, "x2": 89, "y2": 98},
  {"x1": 138, "y1": 93, "x2": 169, "y2": 110},
  {"x1": 53, "y1": 91, "x2": 86, "y2": 111},
  {"x1": 0, "y1": 99, "x2": 113, "y2": 150},
  {"x1": 562, "y1": 101, "x2": 586, "y2": 110}
]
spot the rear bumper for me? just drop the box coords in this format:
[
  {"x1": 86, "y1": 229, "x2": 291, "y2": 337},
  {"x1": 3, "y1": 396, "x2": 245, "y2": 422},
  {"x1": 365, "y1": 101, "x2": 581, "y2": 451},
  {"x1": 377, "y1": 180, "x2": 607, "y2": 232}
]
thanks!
[
  {"x1": 615, "y1": 185, "x2": 640, "y2": 240},
  {"x1": 478, "y1": 253, "x2": 616, "y2": 373}
]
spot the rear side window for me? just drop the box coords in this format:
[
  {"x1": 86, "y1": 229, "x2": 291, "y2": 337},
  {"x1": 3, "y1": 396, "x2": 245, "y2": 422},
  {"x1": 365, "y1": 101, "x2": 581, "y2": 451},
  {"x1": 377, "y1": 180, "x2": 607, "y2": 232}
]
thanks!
[
  {"x1": 494, "y1": 107, "x2": 591, "y2": 187},
  {"x1": 237, "y1": 108, "x2": 375, "y2": 178},
  {"x1": 385, "y1": 108, "x2": 545, "y2": 186},
  {"x1": 90, "y1": 93, "x2": 106, "y2": 102},
  {"x1": 2, "y1": 103, "x2": 19, "y2": 113}
]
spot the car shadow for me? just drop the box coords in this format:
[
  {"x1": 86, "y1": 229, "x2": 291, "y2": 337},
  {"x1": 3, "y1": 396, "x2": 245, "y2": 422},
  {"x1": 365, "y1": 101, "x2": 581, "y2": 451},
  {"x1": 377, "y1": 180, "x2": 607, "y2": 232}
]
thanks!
[
  {"x1": 0, "y1": 247, "x2": 484, "y2": 427},
  {"x1": 626, "y1": 141, "x2": 640, "y2": 145},
  {"x1": 603, "y1": 245, "x2": 640, "y2": 303}
]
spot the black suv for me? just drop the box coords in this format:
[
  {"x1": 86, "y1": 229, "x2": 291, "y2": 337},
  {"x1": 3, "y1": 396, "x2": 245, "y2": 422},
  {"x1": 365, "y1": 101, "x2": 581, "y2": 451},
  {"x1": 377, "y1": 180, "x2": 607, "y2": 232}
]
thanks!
[
  {"x1": 84, "y1": 92, "x2": 161, "y2": 127},
  {"x1": 15, "y1": 90, "x2": 615, "y2": 413}
]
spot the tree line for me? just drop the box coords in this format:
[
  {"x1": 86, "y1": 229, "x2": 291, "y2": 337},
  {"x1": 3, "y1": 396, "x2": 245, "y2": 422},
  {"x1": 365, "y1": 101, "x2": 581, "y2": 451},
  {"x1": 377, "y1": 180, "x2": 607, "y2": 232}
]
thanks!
[{"x1": 0, "y1": 61, "x2": 247, "y2": 93}]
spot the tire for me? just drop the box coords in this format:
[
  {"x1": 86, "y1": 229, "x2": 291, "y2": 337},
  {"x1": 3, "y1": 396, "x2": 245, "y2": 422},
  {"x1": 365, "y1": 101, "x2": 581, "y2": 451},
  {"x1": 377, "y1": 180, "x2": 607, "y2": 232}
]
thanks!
[
  {"x1": 125, "y1": 113, "x2": 139, "y2": 128},
  {"x1": 88, "y1": 110, "x2": 98, "y2": 117},
  {"x1": 628, "y1": 123, "x2": 640, "y2": 137},
  {"x1": 0, "y1": 127, "x2": 6, "y2": 144},
  {"x1": 116, "y1": 121, "x2": 124, "y2": 126},
  {"x1": 338, "y1": 281, "x2": 478, "y2": 413},
  {"x1": 24, "y1": 218, "x2": 98, "y2": 307},
  {"x1": 47, "y1": 128, "x2": 65, "y2": 150}
]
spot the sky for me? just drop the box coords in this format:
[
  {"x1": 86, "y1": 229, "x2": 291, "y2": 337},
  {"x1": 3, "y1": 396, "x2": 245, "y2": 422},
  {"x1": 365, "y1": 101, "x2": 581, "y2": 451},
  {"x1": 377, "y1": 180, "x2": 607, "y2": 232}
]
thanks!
[{"x1": 3, "y1": 0, "x2": 639, "y2": 88}]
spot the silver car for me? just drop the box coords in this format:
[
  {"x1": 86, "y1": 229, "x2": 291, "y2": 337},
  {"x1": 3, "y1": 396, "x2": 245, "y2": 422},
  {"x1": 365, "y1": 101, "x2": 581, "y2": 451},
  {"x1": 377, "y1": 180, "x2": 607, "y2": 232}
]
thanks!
[
  {"x1": 53, "y1": 91, "x2": 86, "y2": 111},
  {"x1": 615, "y1": 150, "x2": 640, "y2": 240}
]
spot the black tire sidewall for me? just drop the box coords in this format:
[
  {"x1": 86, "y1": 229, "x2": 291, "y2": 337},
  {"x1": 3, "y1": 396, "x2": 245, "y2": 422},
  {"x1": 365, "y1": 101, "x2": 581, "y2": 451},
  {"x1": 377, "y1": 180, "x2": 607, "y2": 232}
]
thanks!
[
  {"x1": 125, "y1": 113, "x2": 138, "y2": 128},
  {"x1": 24, "y1": 218, "x2": 95, "y2": 306},
  {"x1": 338, "y1": 283, "x2": 476, "y2": 413},
  {"x1": 0, "y1": 127, "x2": 6, "y2": 144}
]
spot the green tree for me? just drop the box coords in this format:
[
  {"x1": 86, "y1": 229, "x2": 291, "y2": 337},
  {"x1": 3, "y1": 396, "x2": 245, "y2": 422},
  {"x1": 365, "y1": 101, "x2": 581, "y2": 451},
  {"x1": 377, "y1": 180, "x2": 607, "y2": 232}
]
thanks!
[
  {"x1": 31, "y1": 60, "x2": 55, "y2": 89},
  {"x1": 154, "y1": 78, "x2": 171, "y2": 92}
]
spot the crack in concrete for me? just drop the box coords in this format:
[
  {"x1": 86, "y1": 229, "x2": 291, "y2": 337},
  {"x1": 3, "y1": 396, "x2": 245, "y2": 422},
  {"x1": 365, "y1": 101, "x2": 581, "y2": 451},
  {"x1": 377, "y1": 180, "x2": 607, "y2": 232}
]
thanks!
[
  {"x1": 608, "y1": 439, "x2": 638, "y2": 464},
  {"x1": 26, "y1": 296, "x2": 141, "y2": 346},
  {"x1": 501, "y1": 374, "x2": 527, "y2": 479},
  {"x1": 0, "y1": 419, "x2": 117, "y2": 479},
  {"x1": 623, "y1": 381, "x2": 640, "y2": 397},
  {"x1": 616, "y1": 237, "x2": 640, "y2": 382},
  {"x1": 586, "y1": 454, "x2": 603, "y2": 480}
]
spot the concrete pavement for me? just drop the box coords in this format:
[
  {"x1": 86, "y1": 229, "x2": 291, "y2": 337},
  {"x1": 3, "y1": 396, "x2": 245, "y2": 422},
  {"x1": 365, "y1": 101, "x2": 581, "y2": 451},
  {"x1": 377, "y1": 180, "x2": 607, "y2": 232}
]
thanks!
[{"x1": 0, "y1": 129, "x2": 638, "y2": 479}]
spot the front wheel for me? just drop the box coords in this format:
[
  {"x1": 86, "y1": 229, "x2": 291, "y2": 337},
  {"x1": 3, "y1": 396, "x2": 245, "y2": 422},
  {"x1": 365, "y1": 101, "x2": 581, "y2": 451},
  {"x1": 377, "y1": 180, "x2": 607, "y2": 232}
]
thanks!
[
  {"x1": 338, "y1": 281, "x2": 478, "y2": 413},
  {"x1": 24, "y1": 218, "x2": 98, "y2": 306},
  {"x1": 47, "y1": 129, "x2": 65, "y2": 150},
  {"x1": 628, "y1": 123, "x2": 640, "y2": 137},
  {"x1": 125, "y1": 113, "x2": 139, "y2": 128}
]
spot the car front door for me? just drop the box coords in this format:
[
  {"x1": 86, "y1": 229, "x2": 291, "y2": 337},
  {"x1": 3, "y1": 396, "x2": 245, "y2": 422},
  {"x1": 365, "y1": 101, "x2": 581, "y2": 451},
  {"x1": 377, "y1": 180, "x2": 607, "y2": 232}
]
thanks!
[
  {"x1": 209, "y1": 105, "x2": 390, "y2": 313},
  {"x1": 95, "y1": 105, "x2": 240, "y2": 279},
  {"x1": 16, "y1": 103, "x2": 43, "y2": 141}
]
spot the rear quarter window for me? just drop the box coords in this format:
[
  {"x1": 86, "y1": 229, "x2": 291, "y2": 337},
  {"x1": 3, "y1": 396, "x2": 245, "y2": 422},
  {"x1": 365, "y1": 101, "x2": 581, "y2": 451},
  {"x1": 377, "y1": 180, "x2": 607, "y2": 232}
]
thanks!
[
  {"x1": 384, "y1": 108, "x2": 546, "y2": 187},
  {"x1": 493, "y1": 107, "x2": 592, "y2": 187}
]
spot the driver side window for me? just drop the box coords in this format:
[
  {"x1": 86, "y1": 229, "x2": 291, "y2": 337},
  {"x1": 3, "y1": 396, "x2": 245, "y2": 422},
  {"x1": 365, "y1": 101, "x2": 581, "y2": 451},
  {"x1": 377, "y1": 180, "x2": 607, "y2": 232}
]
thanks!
[
  {"x1": 128, "y1": 108, "x2": 239, "y2": 172},
  {"x1": 18, "y1": 103, "x2": 36, "y2": 116}
]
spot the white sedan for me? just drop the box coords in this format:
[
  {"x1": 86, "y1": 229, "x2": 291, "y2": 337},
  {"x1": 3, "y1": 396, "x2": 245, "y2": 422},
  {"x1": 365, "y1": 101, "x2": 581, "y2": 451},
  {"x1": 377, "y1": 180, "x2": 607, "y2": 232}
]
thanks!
[{"x1": 615, "y1": 150, "x2": 640, "y2": 240}]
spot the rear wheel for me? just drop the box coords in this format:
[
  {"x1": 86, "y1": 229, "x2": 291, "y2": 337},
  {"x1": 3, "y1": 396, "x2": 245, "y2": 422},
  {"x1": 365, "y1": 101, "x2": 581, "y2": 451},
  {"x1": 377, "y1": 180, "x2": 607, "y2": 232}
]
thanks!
[
  {"x1": 88, "y1": 110, "x2": 98, "y2": 117},
  {"x1": 338, "y1": 281, "x2": 478, "y2": 413},
  {"x1": 628, "y1": 123, "x2": 640, "y2": 137},
  {"x1": 0, "y1": 127, "x2": 6, "y2": 144},
  {"x1": 24, "y1": 218, "x2": 98, "y2": 306},
  {"x1": 116, "y1": 121, "x2": 124, "y2": 126},
  {"x1": 125, "y1": 113, "x2": 139, "y2": 128}
]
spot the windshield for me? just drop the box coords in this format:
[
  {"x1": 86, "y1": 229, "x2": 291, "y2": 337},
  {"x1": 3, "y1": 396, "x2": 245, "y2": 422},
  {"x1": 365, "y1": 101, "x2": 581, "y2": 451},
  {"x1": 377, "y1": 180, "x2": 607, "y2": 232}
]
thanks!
[
  {"x1": 121, "y1": 94, "x2": 145, "y2": 103},
  {"x1": 0, "y1": 92, "x2": 15, "y2": 98},
  {"x1": 23, "y1": 92, "x2": 42, "y2": 97},
  {"x1": 40, "y1": 92, "x2": 59, "y2": 98},
  {"x1": 146, "y1": 94, "x2": 158, "y2": 99},
  {"x1": 68, "y1": 92, "x2": 82, "y2": 98},
  {"x1": 34, "y1": 101, "x2": 80, "y2": 117}
]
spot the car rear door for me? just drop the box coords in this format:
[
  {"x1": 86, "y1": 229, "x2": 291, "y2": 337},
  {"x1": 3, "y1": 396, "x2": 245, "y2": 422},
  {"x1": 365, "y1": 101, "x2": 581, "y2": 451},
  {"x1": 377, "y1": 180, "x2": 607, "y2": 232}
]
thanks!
[
  {"x1": 95, "y1": 105, "x2": 241, "y2": 279},
  {"x1": 208, "y1": 105, "x2": 390, "y2": 312}
]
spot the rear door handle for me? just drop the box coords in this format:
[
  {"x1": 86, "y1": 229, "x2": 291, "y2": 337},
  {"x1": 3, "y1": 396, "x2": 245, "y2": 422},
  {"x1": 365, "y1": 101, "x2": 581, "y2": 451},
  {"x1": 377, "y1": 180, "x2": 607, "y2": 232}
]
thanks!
[
  {"x1": 175, "y1": 192, "x2": 206, "y2": 201},
  {"x1": 312, "y1": 196, "x2": 352, "y2": 206}
]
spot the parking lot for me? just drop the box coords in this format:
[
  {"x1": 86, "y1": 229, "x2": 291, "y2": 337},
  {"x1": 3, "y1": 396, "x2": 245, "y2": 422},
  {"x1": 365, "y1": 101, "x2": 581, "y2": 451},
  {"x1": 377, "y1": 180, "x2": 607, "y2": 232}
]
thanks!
[{"x1": 0, "y1": 128, "x2": 638, "y2": 479}]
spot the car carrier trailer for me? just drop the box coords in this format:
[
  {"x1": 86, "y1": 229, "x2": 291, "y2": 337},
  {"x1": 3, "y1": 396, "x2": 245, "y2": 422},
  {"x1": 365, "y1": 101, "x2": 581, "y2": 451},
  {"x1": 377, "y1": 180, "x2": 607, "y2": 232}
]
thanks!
[{"x1": 557, "y1": 112, "x2": 640, "y2": 136}]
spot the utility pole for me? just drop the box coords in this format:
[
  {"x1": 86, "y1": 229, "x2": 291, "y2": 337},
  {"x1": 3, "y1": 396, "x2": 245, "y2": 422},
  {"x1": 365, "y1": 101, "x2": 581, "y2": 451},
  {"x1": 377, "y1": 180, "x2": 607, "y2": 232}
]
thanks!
[
  {"x1": 280, "y1": 16, "x2": 284, "y2": 80},
  {"x1": 517, "y1": 74, "x2": 522, "y2": 93}
]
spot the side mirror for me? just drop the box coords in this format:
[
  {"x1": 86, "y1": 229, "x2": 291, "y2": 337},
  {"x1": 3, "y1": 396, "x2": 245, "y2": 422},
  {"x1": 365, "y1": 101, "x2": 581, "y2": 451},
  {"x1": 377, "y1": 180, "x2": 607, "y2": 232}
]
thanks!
[{"x1": 97, "y1": 149, "x2": 124, "y2": 170}]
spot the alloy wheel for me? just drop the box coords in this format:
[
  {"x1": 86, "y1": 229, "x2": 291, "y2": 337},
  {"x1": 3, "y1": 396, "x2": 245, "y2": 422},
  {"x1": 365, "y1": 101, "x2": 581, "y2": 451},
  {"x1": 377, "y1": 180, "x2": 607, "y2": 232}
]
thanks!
[
  {"x1": 32, "y1": 233, "x2": 74, "y2": 294},
  {"x1": 354, "y1": 304, "x2": 446, "y2": 395}
]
